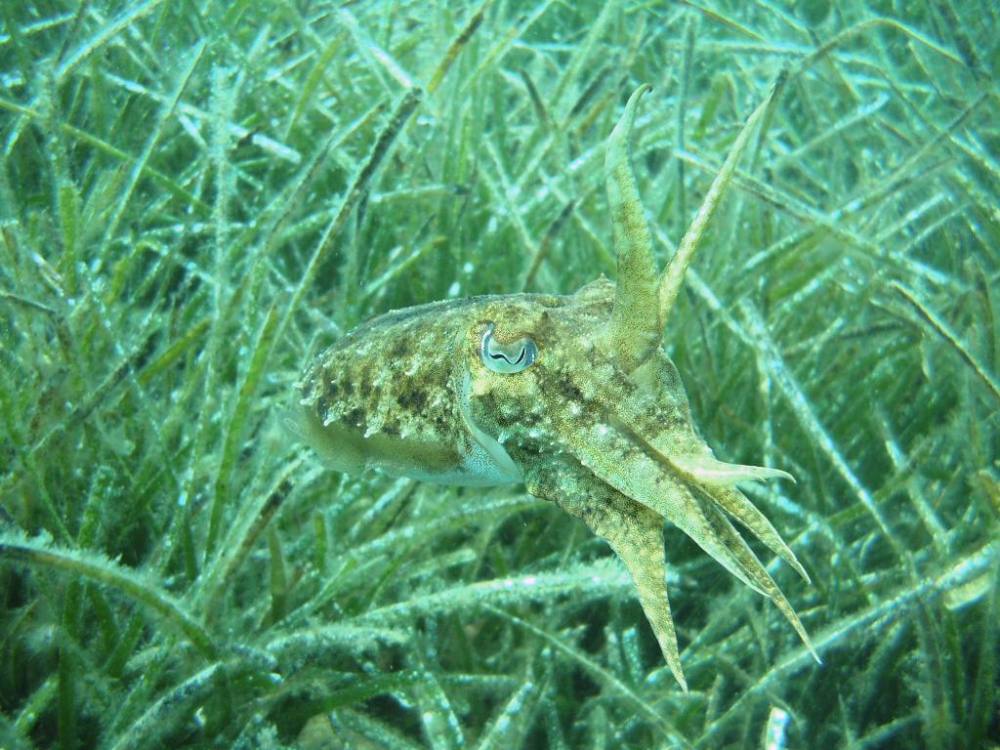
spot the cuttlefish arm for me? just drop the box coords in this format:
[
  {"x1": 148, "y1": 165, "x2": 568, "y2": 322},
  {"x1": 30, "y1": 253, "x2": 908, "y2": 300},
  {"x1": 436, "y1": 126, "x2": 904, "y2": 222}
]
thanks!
[
  {"x1": 603, "y1": 84, "x2": 661, "y2": 372},
  {"x1": 511, "y1": 354, "x2": 816, "y2": 685},
  {"x1": 559, "y1": 419, "x2": 816, "y2": 659},
  {"x1": 581, "y1": 83, "x2": 815, "y2": 670},
  {"x1": 524, "y1": 461, "x2": 687, "y2": 691}
]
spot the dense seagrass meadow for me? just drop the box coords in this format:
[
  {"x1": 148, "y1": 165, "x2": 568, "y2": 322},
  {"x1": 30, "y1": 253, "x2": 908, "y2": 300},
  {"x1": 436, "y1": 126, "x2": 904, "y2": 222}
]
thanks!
[{"x1": 1, "y1": 1, "x2": 998, "y2": 748}]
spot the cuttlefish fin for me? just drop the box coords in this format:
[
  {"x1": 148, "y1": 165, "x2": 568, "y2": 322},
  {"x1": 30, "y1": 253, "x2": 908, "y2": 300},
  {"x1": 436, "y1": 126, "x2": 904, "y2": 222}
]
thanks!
[
  {"x1": 603, "y1": 84, "x2": 661, "y2": 373},
  {"x1": 525, "y1": 466, "x2": 688, "y2": 691}
]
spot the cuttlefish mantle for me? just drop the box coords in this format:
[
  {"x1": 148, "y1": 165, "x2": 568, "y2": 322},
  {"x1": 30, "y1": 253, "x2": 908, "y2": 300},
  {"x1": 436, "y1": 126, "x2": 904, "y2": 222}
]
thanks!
[{"x1": 298, "y1": 85, "x2": 817, "y2": 690}]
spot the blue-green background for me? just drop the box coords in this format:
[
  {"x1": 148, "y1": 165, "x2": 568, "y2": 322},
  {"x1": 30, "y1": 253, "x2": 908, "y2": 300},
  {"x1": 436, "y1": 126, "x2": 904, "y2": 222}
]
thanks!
[{"x1": 1, "y1": 1, "x2": 997, "y2": 748}]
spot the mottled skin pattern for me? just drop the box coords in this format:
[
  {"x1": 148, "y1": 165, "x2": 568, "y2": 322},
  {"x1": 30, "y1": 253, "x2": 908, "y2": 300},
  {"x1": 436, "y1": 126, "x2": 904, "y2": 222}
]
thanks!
[{"x1": 298, "y1": 87, "x2": 816, "y2": 689}]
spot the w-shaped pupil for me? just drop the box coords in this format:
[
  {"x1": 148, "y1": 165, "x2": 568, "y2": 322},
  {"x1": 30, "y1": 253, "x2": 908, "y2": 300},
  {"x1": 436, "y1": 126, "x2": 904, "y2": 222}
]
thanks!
[
  {"x1": 481, "y1": 323, "x2": 536, "y2": 374},
  {"x1": 490, "y1": 348, "x2": 525, "y2": 365}
]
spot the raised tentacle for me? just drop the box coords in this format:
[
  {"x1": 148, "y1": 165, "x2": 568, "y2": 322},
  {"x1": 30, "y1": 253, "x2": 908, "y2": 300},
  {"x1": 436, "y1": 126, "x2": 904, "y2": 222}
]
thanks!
[
  {"x1": 603, "y1": 84, "x2": 662, "y2": 372},
  {"x1": 657, "y1": 76, "x2": 783, "y2": 327}
]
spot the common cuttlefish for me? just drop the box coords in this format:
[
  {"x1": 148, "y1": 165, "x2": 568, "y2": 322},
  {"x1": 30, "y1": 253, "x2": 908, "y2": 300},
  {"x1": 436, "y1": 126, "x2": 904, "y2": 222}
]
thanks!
[{"x1": 298, "y1": 85, "x2": 816, "y2": 690}]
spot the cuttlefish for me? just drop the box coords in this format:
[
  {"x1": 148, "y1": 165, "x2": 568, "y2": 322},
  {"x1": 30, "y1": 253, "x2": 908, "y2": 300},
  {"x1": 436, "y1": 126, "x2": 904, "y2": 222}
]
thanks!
[{"x1": 298, "y1": 86, "x2": 816, "y2": 689}]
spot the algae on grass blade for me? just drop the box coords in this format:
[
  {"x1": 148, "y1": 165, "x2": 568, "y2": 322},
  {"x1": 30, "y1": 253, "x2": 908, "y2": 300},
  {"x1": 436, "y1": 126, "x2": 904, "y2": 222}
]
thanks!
[{"x1": 1, "y1": 1, "x2": 998, "y2": 748}]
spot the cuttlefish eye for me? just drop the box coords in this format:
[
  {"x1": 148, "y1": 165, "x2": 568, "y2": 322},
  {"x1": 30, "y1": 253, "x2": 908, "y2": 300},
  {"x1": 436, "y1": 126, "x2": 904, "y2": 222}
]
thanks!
[{"x1": 480, "y1": 322, "x2": 538, "y2": 374}]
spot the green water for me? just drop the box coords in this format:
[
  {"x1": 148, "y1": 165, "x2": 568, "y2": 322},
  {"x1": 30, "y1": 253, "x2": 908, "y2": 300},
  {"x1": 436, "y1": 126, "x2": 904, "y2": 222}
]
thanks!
[{"x1": 1, "y1": 1, "x2": 997, "y2": 748}]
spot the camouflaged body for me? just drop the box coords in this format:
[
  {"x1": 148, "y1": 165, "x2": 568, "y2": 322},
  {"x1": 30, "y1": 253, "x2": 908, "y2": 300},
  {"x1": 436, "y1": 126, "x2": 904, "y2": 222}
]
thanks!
[
  {"x1": 298, "y1": 278, "x2": 703, "y2": 486},
  {"x1": 296, "y1": 85, "x2": 815, "y2": 691}
]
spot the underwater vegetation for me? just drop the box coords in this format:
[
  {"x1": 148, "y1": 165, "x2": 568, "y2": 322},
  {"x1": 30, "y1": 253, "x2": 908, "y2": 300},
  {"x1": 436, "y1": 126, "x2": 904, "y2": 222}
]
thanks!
[{"x1": 0, "y1": 0, "x2": 997, "y2": 748}]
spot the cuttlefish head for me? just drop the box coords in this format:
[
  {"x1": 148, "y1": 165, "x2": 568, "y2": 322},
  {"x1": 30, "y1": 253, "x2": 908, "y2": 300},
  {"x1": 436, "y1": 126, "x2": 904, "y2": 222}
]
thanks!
[{"x1": 456, "y1": 86, "x2": 816, "y2": 689}]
